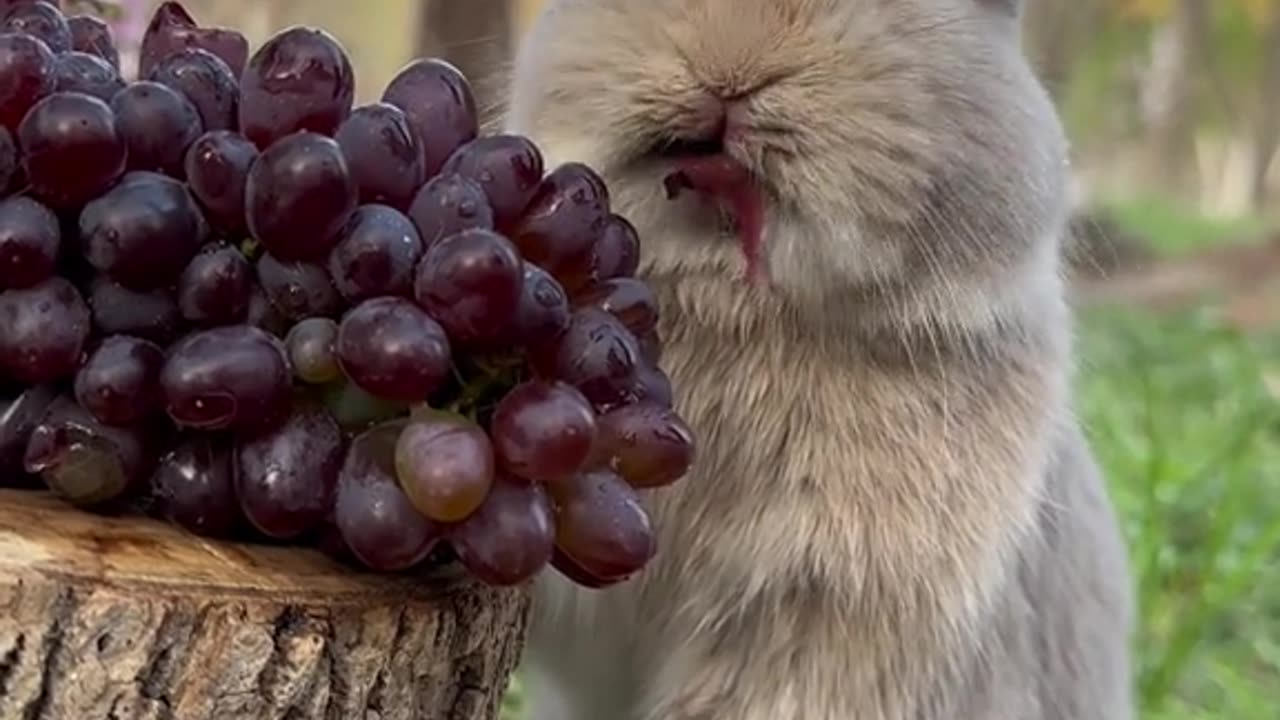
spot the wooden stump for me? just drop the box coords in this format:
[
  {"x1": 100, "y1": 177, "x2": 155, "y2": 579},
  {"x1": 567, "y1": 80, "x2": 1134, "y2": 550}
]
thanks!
[{"x1": 0, "y1": 489, "x2": 531, "y2": 720}]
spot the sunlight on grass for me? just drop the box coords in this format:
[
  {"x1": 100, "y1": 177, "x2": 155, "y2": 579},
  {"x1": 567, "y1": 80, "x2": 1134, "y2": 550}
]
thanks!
[
  {"x1": 1101, "y1": 194, "x2": 1272, "y2": 257},
  {"x1": 1077, "y1": 305, "x2": 1280, "y2": 719}
]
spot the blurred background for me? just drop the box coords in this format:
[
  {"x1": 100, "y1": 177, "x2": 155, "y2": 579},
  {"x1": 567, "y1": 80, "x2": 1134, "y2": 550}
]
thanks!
[{"x1": 91, "y1": 1, "x2": 1280, "y2": 718}]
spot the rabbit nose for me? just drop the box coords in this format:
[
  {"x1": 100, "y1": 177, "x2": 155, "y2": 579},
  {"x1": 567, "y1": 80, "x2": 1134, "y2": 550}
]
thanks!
[
  {"x1": 660, "y1": 94, "x2": 748, "y2": 158},
  {"x1": 689, "y1": 94, "x2": 728, "y2": 142},
  {"x1": 688, "y1": 91, "x2": 757, "y2": 145},
  {"x1": 655, "y1": 97, "x2": 726, "y2": 157}
]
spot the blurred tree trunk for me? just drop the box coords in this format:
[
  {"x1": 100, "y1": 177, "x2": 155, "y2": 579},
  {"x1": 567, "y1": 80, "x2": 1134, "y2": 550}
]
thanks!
[
  {"x1": 416, "y1": 0, "x2": 512, "y2": 127},
  {"x1": 1248, "y1": 9, "x2": 1280, "y2": 211},
  {"x1": 513, "y1": 0, "x2": 546, "y2": 36},
  {"x1": 1139, "y1": 0, "x2": 1209, "y2": 198},
  {"x1": 1022, "y1": 0, "x2": 1099, "y2": 103}
]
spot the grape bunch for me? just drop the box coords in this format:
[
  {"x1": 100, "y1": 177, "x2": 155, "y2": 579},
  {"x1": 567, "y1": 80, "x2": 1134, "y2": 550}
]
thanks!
[{"x1": 0, "y1": 1, "x2": 695, "y2": 590}]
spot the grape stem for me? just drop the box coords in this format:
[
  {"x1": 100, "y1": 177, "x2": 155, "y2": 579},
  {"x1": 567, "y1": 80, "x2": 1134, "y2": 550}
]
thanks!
[
  {"x1": 445, "y1": 355, "x2": 524, "y2": 421},
  {"x1": 239, "y1": 237, "x2": 259, "y2": 256}
]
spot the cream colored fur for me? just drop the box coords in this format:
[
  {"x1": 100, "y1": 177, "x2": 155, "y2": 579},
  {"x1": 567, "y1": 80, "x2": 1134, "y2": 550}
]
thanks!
[{"x1": 503, "y1": 1, "x2": 1135, "y2": 717}]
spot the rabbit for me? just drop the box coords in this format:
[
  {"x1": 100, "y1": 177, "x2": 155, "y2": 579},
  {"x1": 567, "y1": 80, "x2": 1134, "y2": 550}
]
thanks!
[{"x1": 502, "y1": 0, "x2": 1135, "y2": 718}]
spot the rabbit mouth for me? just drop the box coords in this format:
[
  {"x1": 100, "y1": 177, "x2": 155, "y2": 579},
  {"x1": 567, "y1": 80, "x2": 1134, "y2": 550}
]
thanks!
[{"x1": 662, "y1": 155, "x2": 768, "y2": 286}]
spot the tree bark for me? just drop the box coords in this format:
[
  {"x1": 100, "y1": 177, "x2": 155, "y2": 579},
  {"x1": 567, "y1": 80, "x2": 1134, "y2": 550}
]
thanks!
[
  {"x1": 0, "y1": 489, "x2": 530, "y2": 720},
  {"x1": 416, "y1": 0, "x2": 513, "y2": 129},
  {"x1": 1249, "y1": 8, "x2": 1280, "y2": 210},
  {"x1": 1021, "y1": 0, "x2": 1098, "y2": 103},
  {"x1": 1139, "y1": 0, "x2": 1209, "y2": 197}
]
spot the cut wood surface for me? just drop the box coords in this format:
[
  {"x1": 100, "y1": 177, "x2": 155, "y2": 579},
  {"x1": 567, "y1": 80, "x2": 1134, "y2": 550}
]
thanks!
[{"x1": 0, "y1": 489, "x2": 530, "y2": 720}]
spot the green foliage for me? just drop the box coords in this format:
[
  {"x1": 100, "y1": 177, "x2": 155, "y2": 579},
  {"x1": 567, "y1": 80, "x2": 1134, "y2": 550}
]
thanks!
[
  {"x1": 1211, "y1": 2, "x2": 1268, "y2": 92},
  {"x1": 1054, "y1": 0, "x2": 1277, "y2": 147},
  {"x1": 1102, "y1": 194, "x2": 1272, "y2": 256},
  {"x1": 1078, "y1": 305, "x2": 1280, "y2": 720},
  {"x1": 1078, "y1": 189, "x2": 1279, "y2": 720},
  {"x1": 1059, "y1": 17, "x2": 1150, "y2": 142}
]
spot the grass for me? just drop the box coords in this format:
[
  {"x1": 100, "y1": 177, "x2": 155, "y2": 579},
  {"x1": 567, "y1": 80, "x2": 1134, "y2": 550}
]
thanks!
[
  {"x1": 1100, "y1": 194, "x2": 1272, "y2": 257},
  {"x1": 499, "y1": 198, "x2": 1280, "y2": 719},
  {"x1": 1082, "y1": 197, "x2": 1280, "y2": 718},
  {"x1": 1078, "y1": 306, "x2": 1280, "y2": 719}
]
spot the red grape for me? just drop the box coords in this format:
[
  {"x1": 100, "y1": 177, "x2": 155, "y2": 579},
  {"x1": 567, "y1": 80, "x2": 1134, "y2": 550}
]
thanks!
[
  {"x1": 245, "y1": 131, "x2": 357, "y2": 262},
  {"x1": 592, "y1": 214, "x2": 640, "y2": 281},
  {"x1": 160, "y1": 324, "x2": 291, "y2": 433},
  {"x1": 0, "y1": 383, "x2": 55, "y2": 479},
  {"x1": 0, "y1": 125, "x2": 14, "y2": 194},
  {"x1": 79, "y1": 170, "x2": 207, "y2": 291},
  {"x1": 52, "y1": 50, "x2": 122, "y2": 101},
  {"x1": 235, "y1": 401, "x2": 344, "y2": 540},
  {"x1": 572, "y1": 278, "x2": 659, "y2": 337},
  {"x1": 245, "y1": 283, "x2": 289, "y2": 337},
  {"x1": 534, "y1": 307, "x2": 641, "y2": 407},
  {"x1": 381, "y1": 58, "x2": 477, "y2": 177},
  {"x1": 335, "y1": 420, "x2": 442, "y2": 571},
  {"x1": 554, "y1": 214, "x2": 641, "y2": 294},
  {"x1": 183, "y1": 129, "x2": 257, "y2": 236},
  {"x1": 284, "y1": 317, "x2": 340, "y2": 385},
  {"x1": 111, "y1": 80, "x2": 203, "y2": 178},
  {"x1": 0, "y1": 194, "x2": 59, "y2": 290},
  {"x1": 447, "y1": 472, "x2": 554, "y2": 587},
  {"x1": 18, "y1": 91, "x2": 126, "y2": 209},
  {"x1": 139, "y1": 1, "x2": 248, "y2": 79},
  {"x1": 506, "y1": 261, "x2": 571, "y2": 346},
  {"x1": 0, "y1": 11, "x2": 686, "y2": 594},
  {"x1": 117, "y1": 168, "x2": 167, "y2": 187},
  {"x1": 592, "y1": 403, "x2": 695, "y2": 488},
  {"x1": 0, "y1": 276, "x2": 89, "y2": 384},
  {"x1": 2, "y1": 2, "x2": 68, "y2": 53},
  {"x1": 335, "y1": 296, "x2": 452, "y2": 402},
  {"x1": 412, "y1": 228, "x2": 523, "y2": 346},
  {"x1": 490, "y1": 380, "x2": 597, "y2": 484},
  {"x1": 510, "y1": 163, "x2": 610, "y2": 284},
  {"x1": 334, "y1": 102, "x2": 425, "y2": 209},
  {"x1": 551, "y1": 548, "x2": 624, "y2": 590},
  {"x1": 327, "y1": 203, "x2": 423, "y2": 302},
  {"x1": 66, "y1": 14, "x2": 118, "y2": 71},
  {"x1": 439, "y1": 135, "x2": 543, "y2": 230},
  {"x1": 0, "y1": 32, "x2": 53, "y2": 131},
  {"x1": 552, "y1": 469, "x2": 656, "y2": 582},
  {"x1": 177, "y1": 243, "x2": 252, "y2": 326},
  {"x1": 638, "y1": 328, "x2": 662, "y2": 365},
  {"x1": 24, "y1": 394, "x2": 159, "y2": 508},
  {"x1": 239, "y1": 26, "x2": 354, "y2": 148},
  {"x1": 627, "y1": 364, "x2": 674, "y2": 409},
  {"x1": 407, "y1": 172, "x2": 494, "y2": 249},
  {"x1": 73, "y1": 335, "x2": 164, "y2": 426},
  {"x1": 148, "y1": 48, "x2": 238, "y2": 132},
  {"x1": 256, "y1": 252, "x2": 342, "y2": 321},
  {"x1": 394, "y1": 409, "x2": 494, "y2": 523},
  {"x1": 150, "y1": 434, "x2": 241, "y2": 538},
  {"x1": 86, "y1": 274, "x2": 182, "y2": 344},
  {"x1": 314, "y1": 509, "x2": 357, "y2": 565}
]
